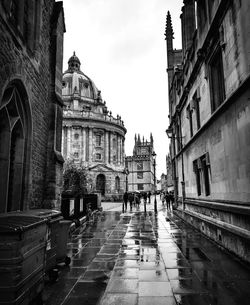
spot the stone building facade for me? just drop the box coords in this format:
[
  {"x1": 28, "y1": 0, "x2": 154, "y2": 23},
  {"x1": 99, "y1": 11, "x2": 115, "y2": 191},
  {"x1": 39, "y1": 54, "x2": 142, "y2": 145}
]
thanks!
[
  {"x1": 166, "y1": 0, "x2": 250, "y2": 262},
  {"x1": 0, "y1": 0, "x2": 65, "y2": 211},
  {"x1": 62, "y1": 53, "x2": 126, "y2": 200},
  {"x1": 126, "y1": 134, "x2": 155, "y2": 192}
]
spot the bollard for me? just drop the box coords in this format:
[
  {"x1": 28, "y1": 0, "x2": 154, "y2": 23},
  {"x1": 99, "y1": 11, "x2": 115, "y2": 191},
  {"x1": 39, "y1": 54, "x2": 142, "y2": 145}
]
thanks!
[
  {"x1": 122, "y1": 202, "x2": 125, "y2": 213},
  {"x1": 144, "y1": 200, "x2": 146, "y2": 213}
]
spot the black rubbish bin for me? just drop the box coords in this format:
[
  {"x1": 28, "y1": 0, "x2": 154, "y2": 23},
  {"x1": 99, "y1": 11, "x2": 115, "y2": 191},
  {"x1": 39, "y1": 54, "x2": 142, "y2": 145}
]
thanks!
[
  {"x1": 22, "y1": 209, "x2": 64, "y2": 274},
  {"x1": 0, "y1": 214, "x2": 47, "y2": 305}
]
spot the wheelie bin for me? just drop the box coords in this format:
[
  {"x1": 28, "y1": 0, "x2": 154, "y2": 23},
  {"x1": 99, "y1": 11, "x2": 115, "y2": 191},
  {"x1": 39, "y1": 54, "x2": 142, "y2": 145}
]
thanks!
[
  {"x1": 56, "y1": 219, "x2": 72, "y2": 266},
  {"x1": 0, "y1": 213, "x2": 47, "y2": 305},
  {"x1": 22, "y1": 209, "x2": 64, "y2": 274}
]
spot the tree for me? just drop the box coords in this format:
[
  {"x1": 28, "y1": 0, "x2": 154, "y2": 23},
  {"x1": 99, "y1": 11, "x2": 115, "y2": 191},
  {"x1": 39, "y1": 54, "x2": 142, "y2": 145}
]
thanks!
[{"x1": 62, "y1": 161, "x2": 92, "y2": 196}]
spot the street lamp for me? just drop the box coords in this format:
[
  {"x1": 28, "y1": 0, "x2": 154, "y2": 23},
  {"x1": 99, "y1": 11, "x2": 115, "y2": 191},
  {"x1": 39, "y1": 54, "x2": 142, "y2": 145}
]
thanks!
[
  {"x1": 166, "y1": 127, "x2": 185, "y2": 210},
  {"x1": 124, "y1": 167, "x2": 129, "y2": 192},
  {"x1": 152, "y1": 151, "x2": 157, "y2": 213}
]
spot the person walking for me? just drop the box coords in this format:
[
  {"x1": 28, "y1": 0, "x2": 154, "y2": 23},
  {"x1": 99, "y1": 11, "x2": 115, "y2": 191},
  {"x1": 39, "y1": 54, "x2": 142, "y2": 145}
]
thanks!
[
  {"x1": 160, "y1": 192, "x2": 165, "y2": 206},
  {"x1": 123, "y1": 191, "x2": 128, "y2": 211},
  {"x1": 147, "y1": 191, "x2": 151, "y2": 203},
  {"x1": 143, "y1": 192, "x2": 147, "y2": 205},
  {"x1": 165, "y1": 191, "x2": 171, "y2": 210},
  {"x1": 128, "y1": 192, "x2": 134, "y2": 211}
]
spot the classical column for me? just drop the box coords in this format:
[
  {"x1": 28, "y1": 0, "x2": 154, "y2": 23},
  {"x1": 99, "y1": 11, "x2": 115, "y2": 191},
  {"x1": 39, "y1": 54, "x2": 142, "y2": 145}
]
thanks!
[
  {"x1": 86, "y1": 128, "x2": 89, "y2": 162},
  {"x1": 89, "y1": 128, "x2": 93, "y2": 162},
  {"x1": 61, "y1": 126, "x2": 64, "y2": 157},
  {"x1": 105, "y1": 130, "x2": 109, "y2": 164},
  {"x1": 82, "y1": 128, "x2": 86, "y2": 162},
  {"x1": 108, "y1": 131, "x2": 111, "y2": 164},
  {"x1": 66, "y1": 126, "x2": 72, "y2": 159}
]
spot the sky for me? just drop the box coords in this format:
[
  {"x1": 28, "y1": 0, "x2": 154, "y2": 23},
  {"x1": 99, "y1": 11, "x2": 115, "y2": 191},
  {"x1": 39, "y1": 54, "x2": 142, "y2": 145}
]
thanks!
[{"x1": 62, "y1": 0, "x2": 183, "y2": 178}]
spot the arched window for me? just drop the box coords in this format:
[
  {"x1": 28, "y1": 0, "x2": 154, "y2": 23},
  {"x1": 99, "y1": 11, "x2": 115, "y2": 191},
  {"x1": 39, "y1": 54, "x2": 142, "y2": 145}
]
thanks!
[
  {"x1": 0, "y1": 83, "x2": 31, "y2": 212},
  {"x1": 96, "y1": 174, "x2": 105, "y2": 195},
  {"x1": 115, "y1": 176, "x2": 120, "y2": 192}
]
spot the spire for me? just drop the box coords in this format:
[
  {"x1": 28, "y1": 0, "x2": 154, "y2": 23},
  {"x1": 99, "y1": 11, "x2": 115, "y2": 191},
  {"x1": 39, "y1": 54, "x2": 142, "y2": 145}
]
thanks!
[
  {"x1": 165, "y1": 11, "x2": 174, "y2": 50},
  {"x1": 150, "y1": 132, "x2": 153, "y2": 143},
  {"x1": 138, "y1": 134, "x2": 141, "y2": 143},
  {"x1": 134, "y1": 134, "x2": 137, "y2": 143}
]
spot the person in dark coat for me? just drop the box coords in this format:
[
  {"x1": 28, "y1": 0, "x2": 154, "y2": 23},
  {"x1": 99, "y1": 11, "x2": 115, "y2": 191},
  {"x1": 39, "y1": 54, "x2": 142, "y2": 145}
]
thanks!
[
  {"x1": 148, "y1": 191, "x2": 151, "y2": 203},
  {"x1": 128, "y1": 192, "x2": 134, "y2": 211},
  {"x1": 123, "y1": 191, "x2": 128, "y2": 211},
  {"x1": 165, "y1": 191, "x2": 170, "y2": 210}
]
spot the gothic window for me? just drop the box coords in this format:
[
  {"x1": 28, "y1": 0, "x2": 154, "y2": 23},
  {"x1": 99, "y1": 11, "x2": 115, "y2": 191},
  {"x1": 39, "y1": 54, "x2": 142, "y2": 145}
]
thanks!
[
  {"x1": 4, "y1": 0, "x2": 42, "y2": 52},
  {"x1": 137, "y1": 161, "x2": 143, "y2": 170},
  {"x1": 197, "y1": 0, "x2": 207, "y2": 33},
  {"x1": 115, "y1": 176, "x2": 120, "y2": 191},
  {"x1": 186, "y1": 105, "x2": 193, "y2": 138},
  {"x1": 0, "y1": 83, "x2": 31, "y2": 212},
  {"x1": 193, "y1": 91, "x2": 201, "y2": 130},
  {"x1": 137, "y1": 172, "x2": 143, "y2": 179},
  {"x1": 138, "y1": 184, "x2": 144, "y2": 190},
  {"x1": 193, "y1": 153, "x2": 211, "y2": 196},
  {"x1": 209, "y1": 47, "x2": 225, "y2": 112}
]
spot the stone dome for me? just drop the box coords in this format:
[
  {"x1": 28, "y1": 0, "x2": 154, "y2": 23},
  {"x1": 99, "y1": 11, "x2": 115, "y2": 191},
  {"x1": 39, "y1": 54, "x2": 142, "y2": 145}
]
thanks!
[{"x1": 62, "y1": 52, "x2": 101, "y2": 101}]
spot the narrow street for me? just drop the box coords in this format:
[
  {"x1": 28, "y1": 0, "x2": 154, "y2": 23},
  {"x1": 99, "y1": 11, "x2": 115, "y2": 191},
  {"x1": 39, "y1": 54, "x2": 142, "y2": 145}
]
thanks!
[{"x1": 43, "y1": 198, "x2": 250, "y2": 305}]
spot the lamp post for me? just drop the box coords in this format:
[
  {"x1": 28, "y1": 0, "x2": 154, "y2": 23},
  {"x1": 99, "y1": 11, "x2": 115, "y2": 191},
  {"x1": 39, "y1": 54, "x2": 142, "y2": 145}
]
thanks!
[
  {"x1": 123, "y1": 168, "x2": 129, "y2": 213},
  {"x1": 166, "y1": 127, "x2": 185, "y2": 210},
  {"x1": 124, "y1": 168, "x2": 129, "y2": 192},
  {"x1": 152, "y1": 151, "x2": 157, "y2": 213}
]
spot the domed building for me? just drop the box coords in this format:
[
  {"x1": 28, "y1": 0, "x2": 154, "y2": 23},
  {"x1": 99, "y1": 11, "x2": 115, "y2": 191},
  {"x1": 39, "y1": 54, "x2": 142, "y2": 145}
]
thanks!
[{"x1": 61, "y1": 52, "x2": 127, "y2": 200}]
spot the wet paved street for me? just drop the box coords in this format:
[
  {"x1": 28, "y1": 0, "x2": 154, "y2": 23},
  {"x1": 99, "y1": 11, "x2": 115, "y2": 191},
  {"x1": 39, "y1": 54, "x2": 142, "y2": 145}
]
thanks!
[{"x1": 43, "y1": 200, "x2": 250, "y2": 305}]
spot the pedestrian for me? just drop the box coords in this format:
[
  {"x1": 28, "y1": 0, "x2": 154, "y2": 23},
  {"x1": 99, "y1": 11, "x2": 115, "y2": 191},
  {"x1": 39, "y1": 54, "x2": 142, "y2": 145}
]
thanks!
[
  {"x1": 128, "y1": 192, "x2": 134, "y2": 211},
  {"x1": 165, "y1": 191, "x2": 170, "y2": 210},
  {"x1": 169, "y1": 191, "x2": 174, "y2": 210},
  {"x1": 143, "y1": 192, "x2": 147, "y2": 205},
  {"x1": 135, "y1": 194, "x2": 140, "y2": 209},
  {"x1": 160, "y1": 192, "x2": 165, "y2": 206},
  {"x1": 123, "y1": 191, "x2": 128, "y2": 211},
  {"x1": 147, "y1": 191, "x2": 151, "y2": 203},
  {"x1": 87, "y1": 203, "x2": 92, "y2": 222}
]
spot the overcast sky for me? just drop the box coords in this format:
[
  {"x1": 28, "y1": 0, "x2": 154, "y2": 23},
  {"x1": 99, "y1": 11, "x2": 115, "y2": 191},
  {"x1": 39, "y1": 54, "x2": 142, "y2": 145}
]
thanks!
[{"x1": 62, "y1": 0, "x2": 183, "y2": 177}]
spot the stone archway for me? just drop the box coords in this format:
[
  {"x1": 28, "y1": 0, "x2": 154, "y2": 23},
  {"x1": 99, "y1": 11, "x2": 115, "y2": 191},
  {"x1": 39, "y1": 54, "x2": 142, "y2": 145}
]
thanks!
[{"x1": 96, "y1": 174, "x2": 106, "y2": 195}]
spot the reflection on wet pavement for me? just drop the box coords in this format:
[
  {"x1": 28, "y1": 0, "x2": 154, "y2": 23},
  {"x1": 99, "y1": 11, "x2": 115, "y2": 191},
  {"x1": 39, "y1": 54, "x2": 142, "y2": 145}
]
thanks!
[{"x1": 43, "y1": 205, "x2": 250, "y2": 305}]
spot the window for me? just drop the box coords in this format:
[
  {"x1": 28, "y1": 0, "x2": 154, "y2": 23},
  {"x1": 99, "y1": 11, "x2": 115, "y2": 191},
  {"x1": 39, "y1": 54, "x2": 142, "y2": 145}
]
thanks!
[
  {"x1": 74, "y1": 152, "x2": 79, "y2": 158},
  {"x1": 74, "y1": 133, "x2": 79, "y2": 140},
  {"x1": 0, "y1": 83, "x2": 31, "y2": 212},
  {"x1": 186, "y1": 105, "x2": 193, "y2": 138},
  {"x1": 115, "y1": 176, "x2": 120, "y2": 191},
  {"x1": 193, "y1": 153, "x2": 211, "y2": 196},
  {"x1": 6, "y1": 0, "x2": 42, "y2": 52},
  {"x1": 113, "y1": 155, "x2": 116, "y2": 162},
  {"x1": 138, "y1": 184, "x2": 144, "y2": 190},
  {"x1": 113, "y1": 138, "x2": 117, "y2": 150},
  {"x1": 137, "y1": 172, "x2": 143, "y2": 179},
  {"x1": 96, "y1": 134, "x2": 101, "y2": 146},
  {"x1": 137, "y1": 161, "x2": 143, "y2": 170},
  {"x1": 193, "y1": 91, "x2": 201, "y2": 130},
  {"x1": 96, "y1": 153, "x2": 102, "y2": 160},
  {"x1": 197, "y1": 0, "x2": 207, "y2": 32},
  {"x1": 209, "y1": 47, "x2": 225, "y2": 112}
]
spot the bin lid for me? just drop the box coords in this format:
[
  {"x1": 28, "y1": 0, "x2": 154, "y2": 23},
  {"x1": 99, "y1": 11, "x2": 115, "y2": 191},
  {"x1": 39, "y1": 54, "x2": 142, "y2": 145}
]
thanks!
[
  {"x1": 0, "y1": 214, "x2": 46, "y2": 233},
  {"x1": 9, "y1": 209, "x2": 62, "y2": 219}
]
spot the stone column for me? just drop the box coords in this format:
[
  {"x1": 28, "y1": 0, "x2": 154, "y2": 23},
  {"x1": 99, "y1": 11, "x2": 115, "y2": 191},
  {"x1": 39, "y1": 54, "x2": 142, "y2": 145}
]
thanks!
[
  {"x1": 105, "y1": 130, "x2": 109, "y2": 164},
  {"x1": 82, "y1": 128, "x2": 86, "y2": 163},
  {"x1": 61, "y1": 126, "x2": 64, "y2": 157},
  {"x1": 66, "y1": 126, "x2": 72, "y2": 159},
  {"x1": 86, "y1": 128, "x2": 89, "y2": 161},
  {"x1": 89, "y1": 128, "x2": 93, "y2": 162}
]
